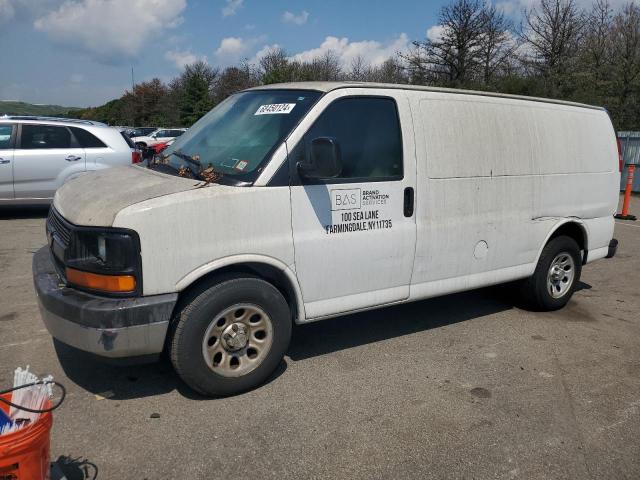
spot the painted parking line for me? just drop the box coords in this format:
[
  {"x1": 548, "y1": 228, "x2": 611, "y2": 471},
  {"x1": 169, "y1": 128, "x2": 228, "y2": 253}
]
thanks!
[{"x1": 615, "y1": 221, "x2": 640, "y2": 229}]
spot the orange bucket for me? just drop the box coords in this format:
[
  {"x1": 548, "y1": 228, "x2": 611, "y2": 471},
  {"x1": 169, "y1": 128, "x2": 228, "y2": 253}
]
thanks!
[{"x1": 0, "y1": 393, "x2": 52, "y2": 480}]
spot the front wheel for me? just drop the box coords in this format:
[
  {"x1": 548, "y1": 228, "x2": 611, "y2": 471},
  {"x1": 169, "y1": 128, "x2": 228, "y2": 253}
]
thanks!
[
  {"x1": 170, "y1": 276, "x2": 292, "y2": 396},
  {"x1": 521, "y1": 235, "x2": 582, "y2": 311}
]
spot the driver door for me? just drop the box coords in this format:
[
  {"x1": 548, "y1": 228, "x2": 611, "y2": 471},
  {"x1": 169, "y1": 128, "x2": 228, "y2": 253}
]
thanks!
[{"x1": 288, "y1": 90, "x2": 417, "y2": 320}]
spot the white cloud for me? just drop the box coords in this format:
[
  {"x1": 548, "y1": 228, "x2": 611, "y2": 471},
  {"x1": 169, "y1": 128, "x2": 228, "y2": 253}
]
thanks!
[
  {"x1": 282, "y1": 10, "x2": 309, "y2": 25},
  {"x1": 215, "y1": 37, "x2": 247, "y2": 58},
  {"x1": 215, "y1": 35, "x2": 265, "y2": 64},
  {"x1": 290, "y1": 34, "x2": 409, "y2": 68},
  {"x1": 426, "y1": 24, "x2": 447, "y2": 43},
  {"x1": 165, "y1": 49, "x2": 207, "y2": 69},
  {"x1": 222, "y1": 0, "x2": 243, "y2": 17},
  {"x1": 33, "y1": 0, "x2": 186, "y2": 63},
  {"x1": 0, "y1": 0, "x2": 61, "y2": 24}
]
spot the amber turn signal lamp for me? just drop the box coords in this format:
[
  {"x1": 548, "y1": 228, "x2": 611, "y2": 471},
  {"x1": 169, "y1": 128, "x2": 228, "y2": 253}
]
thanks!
[{"x1": 66, "y1": 267, "x2": 136, "y2": 293}]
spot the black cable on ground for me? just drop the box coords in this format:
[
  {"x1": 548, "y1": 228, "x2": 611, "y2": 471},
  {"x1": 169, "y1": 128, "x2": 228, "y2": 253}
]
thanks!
[{"x1": 0, "y1": 381, "x2": 66, "y2": 413}]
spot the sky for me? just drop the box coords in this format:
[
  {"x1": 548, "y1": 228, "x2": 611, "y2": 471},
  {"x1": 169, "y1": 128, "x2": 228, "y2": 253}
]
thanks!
[{"x1": 0, "y1": 0, "x2": 630, "y2": 107}]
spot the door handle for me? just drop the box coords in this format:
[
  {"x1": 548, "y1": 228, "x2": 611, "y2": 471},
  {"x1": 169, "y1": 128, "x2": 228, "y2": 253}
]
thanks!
[
  {"x1": 403, "y1": 187, "x2": 414, "y2": 217},
  {"x1": 0, "y1": 158, "x2": 9, "y2": 164},
  {"x1": 65, "y1": 155, "x2": 82, "y2": 162}
]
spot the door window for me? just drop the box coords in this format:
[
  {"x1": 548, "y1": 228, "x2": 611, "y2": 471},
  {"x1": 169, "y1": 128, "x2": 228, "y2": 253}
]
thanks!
[
  {"x1": 20, "y1": 125, "x2": 71, "y2": 149},
  {"x1": 297, "y1": 97, "x2": 403, "y2": 182},
  {"x1": 70, "y1": 127, "x2": 106, "y2": 148},
  {"x1": 0, "y1": 125, "x2": 13, "y2": 149}
]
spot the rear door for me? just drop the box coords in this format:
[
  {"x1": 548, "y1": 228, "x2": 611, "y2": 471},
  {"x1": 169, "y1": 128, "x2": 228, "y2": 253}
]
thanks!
[
  {"x1": 13, "y1": 124, "x2": 86, "y2": 200},
  {"x1": 69, "y1": 126, "x2": 111, "y2": 170},
  {"x1": 288, "y1": 90, "x2": 417, "y2": 319},
  {"x1": 0, "y1": 123, "x2": 15, "y2": 200}
]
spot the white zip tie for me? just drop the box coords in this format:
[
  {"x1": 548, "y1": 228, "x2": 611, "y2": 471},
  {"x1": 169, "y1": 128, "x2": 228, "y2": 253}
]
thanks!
[{"x1": 1, "y1": 366, "x2": 54, "y2": 436}]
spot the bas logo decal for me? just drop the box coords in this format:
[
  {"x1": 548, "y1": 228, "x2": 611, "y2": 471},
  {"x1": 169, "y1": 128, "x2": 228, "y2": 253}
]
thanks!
[{"x1": 330, "y1": 188, "x2": 361, "y2": 211}]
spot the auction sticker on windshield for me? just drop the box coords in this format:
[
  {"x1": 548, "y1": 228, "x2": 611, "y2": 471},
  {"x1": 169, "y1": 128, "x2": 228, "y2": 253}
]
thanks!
[{"x1": 255, "y1": 103, "x2": 296, "y2": 115}]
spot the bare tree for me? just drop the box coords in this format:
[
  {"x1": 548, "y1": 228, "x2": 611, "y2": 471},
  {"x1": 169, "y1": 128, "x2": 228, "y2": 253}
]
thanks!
[
  {"x1": 297, "y1": 50, "x2": 343, "y2": 81},
  {"x1": 370, "y1": 58, "x2": 409, "y2": 84},
  {"x1": 259, "y1": 47, "x2": 296, "y2": 84},
  {"x1": 404, "y1": 0, "x2": 488, "y2": 86},
  {"x1": 610, "y1": 2, "x2": 640, "y2": 128},
  {"x1": 583, "y1": 0, "x2": 614, "y2": 79},
  {"x1": 478, "y1": 3, "x2": 517, "y2": 86},
  {"x1": 213, "y1": 62, "x2": 259, "y2": 104},
  {"x1": 520, "y1": 0, "x2": 585, "y2": 96},
  {"x1": 348, "y1": 55, "x2": 371, "y2": 81}
]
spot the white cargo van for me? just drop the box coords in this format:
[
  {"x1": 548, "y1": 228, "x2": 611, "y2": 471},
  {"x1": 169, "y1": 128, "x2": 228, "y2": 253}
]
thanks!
[{"x1": 33, "y1": 82, "x2": 620, "y2": 396}]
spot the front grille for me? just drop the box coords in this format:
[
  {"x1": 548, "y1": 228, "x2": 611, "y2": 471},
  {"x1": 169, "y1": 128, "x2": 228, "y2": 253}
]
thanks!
[{"x1": 47, "y1": 207, "x2": 72, "y2": 246}]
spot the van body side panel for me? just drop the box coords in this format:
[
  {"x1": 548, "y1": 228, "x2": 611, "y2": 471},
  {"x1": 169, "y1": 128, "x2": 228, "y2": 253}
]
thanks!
[
  {"x1": 113, "y1": 185, "x2": 295, "y2": 296},
  {"x1": 409, "y1": 92, "x2": 618, "y2": 297},
  {"x1": 410, "y1": 93, "x2": 537, "y2": 288}
]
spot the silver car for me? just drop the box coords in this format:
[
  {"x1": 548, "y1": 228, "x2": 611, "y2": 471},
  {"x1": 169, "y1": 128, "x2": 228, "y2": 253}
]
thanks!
[{"x1": 0, "y1": 116, "x2": 138, "y2": 205}]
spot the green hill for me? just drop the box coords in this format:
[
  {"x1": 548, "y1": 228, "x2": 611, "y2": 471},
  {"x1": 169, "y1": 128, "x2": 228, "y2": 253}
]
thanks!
[{"x1": 0, "y1": 101, "x2": 81, "y2": 117}]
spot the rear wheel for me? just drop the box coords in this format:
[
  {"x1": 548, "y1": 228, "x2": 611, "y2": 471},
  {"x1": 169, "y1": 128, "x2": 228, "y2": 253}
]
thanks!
[
  {"x1": 521, "y1": 235, "x2": 582, "y2": 311},
  {"x1": 170, "y1": 276, "x2": 291, "y2": 396}
]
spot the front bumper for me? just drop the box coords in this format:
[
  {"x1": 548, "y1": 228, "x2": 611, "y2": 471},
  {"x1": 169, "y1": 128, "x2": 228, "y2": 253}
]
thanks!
[{"x1": 33, "y1": 246, "x2": 178, "y2": 359}]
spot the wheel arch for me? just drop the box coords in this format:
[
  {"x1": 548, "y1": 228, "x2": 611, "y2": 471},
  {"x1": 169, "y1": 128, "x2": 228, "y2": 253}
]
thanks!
[
  {"x1": 535, "y1": 219, "x2": 589, "y2": 266},
  {"x1": 174, "y1": 255, "x2": 306, "y2": 323}
]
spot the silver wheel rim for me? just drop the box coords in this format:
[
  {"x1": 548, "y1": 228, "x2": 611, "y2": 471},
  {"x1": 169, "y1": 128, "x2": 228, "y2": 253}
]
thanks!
[
  {"x1": 201, "y1": 303, "x2": 274, "y2": 378},
  {"x1": 547, "y1": 252, "x2": 575, "y2": 299}
]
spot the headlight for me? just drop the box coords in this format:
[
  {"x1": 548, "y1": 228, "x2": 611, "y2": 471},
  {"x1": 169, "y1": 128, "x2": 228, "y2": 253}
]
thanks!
[{"x1": 65, "y1": 229, "x2": 141, "y2": 295}]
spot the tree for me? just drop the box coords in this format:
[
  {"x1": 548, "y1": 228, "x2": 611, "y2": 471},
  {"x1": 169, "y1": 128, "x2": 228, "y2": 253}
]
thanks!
[
  {"x1": 302, "y1": 51, "x2": 342, "y2": 81},
  {"x1": 609, "y1": 2, "x2": 640, "y2": 129},
  {"x1": 178, "y1": 61, "x2": 218, "y2": 126},
  {"x1": 403, "y1": 0, "x2": 488, "y2": 86},
  {"x1": 369, "y1": 58, "x2": 408, "y2": 84},
  {"x1": 213, "y1": 63, "x2": 259, "y2": 104},
  {"x1": 581, "y1": 0, "x2": 614, "y2": 87},
  {"x1": 347, "y1": 55, "x2": 372, "y2": 81},
  {"x1": 520, "y1": 0, "x2": 585, "y2": 97},
  {"x1": 478, "y1": 4, "x2": 517, "y2": 86},
  {"x1": 260, "y1": 48, "x2": 297, "y2": 84}
]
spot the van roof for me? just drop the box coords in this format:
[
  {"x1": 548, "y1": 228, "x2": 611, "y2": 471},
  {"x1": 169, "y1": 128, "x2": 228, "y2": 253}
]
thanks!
[{"x1": 246, "y1": 81, "x2": 604, "y2": 111}]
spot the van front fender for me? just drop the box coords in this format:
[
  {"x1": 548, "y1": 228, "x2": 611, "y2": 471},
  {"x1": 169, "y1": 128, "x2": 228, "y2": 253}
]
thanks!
[{"x1": 175, "y1": 254, "x2": 306, "y2": 323}]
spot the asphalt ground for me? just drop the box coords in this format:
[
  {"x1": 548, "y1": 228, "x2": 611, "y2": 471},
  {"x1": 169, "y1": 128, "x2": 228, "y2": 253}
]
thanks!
[{"x1": 1, "y1": 195, "x2": 639, "y2": 480}]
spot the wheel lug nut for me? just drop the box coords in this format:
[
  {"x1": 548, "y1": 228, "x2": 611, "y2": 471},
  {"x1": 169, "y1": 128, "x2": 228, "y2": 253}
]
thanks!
[{"x1": 232, "y1": 324, "x2": 239, "y2": 332}]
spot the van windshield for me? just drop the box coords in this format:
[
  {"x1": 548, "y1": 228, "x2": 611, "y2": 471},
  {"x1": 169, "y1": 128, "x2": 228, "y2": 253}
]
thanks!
[{"x1": 157, "y1": 89, "x2": 321, "y2": 184}]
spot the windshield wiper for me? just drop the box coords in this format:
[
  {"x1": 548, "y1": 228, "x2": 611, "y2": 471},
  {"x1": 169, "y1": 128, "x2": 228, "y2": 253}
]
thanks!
[
  {"x1": 164, "y1": 149, "x2": 223, "y2": 185},
  {"x1": 167, "y1": 150, "x2": 202, "y2": 169}
]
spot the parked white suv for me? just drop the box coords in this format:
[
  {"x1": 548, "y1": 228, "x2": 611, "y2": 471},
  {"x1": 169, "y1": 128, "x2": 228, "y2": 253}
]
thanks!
[
  {"x1": 130, "y1": 128, "x2": 186, "y2": 148},
  {"x1": 0, "y1": 116, "x2": 138, "y2": 205}
]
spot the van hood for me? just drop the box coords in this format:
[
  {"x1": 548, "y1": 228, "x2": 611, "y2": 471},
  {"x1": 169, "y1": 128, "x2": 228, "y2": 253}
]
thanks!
[{"x1": 54, "y1": 166, "x2": 201, "y2": 227}]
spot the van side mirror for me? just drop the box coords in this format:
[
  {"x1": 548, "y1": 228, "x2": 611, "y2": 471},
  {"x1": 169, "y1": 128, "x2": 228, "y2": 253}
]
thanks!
[{"x1": 298, "y1": 137, "x2": 342, "y2": 179}]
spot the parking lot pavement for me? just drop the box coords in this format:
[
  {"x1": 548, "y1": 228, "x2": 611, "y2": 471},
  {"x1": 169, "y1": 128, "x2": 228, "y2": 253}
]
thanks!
[{"x1": 1, "y1": 198, "x2": 639, "y2": 480}]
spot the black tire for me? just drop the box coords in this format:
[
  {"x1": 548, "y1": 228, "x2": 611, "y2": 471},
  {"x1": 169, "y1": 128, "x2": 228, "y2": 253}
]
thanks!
[
  {"x1": 521, "y1": 235, "x2": 582, "y2": 311},
  {"x1": 170, "y1": 276, "x2": 291, "y2": 396}
]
